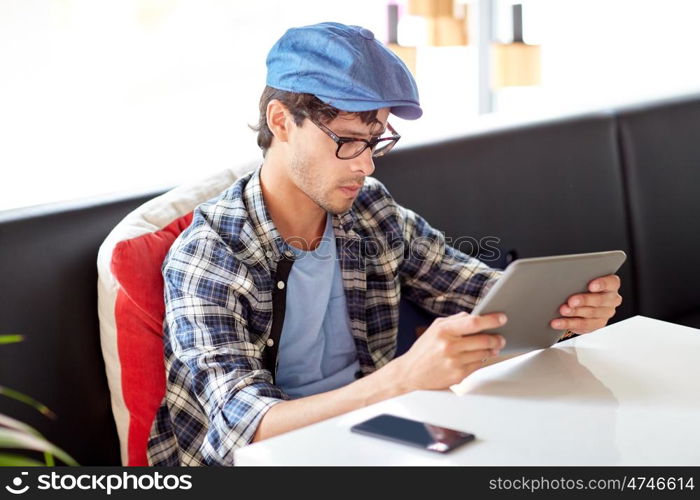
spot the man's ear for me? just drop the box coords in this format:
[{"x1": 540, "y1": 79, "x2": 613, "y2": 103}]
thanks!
[{"x1": 266, "y1": 100, "x2": 294, "y2": 144}]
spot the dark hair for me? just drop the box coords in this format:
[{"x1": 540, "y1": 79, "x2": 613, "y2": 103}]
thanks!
[{"x1": 250, "y1": 86, "x2": 381, "y2": 157}]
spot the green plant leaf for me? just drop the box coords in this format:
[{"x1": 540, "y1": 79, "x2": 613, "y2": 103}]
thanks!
[
  {"x1": 0, "y1": 335, "x2": 23, "y2": 345},
  {"x1": 0, "y1": 386, "x2": 56, "y2": 419},
  {"x1": 1, "y1": 413, "x2": 67, "y2": 467},
  {"x1": 0, "y1": 452, "x2": 45, "y2": 466},
  {"x1": 0, "y1": 428, "x2": 78, "y2": 466},
  {"x1": 0, "y1": 412, "x2": 41, "y2": 436}
]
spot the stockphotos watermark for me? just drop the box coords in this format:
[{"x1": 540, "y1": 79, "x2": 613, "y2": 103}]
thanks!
[
  {"x1": 4, "y1": 470, "x2": 192, "y2": 496},
  {"x1": 253, "y1": 233, "x2": 503, "y2": 263}
]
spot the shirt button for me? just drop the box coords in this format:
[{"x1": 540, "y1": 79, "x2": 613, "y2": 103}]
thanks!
[
  {"x1": 276, "y1": 280, "x2": 285, "y2": 290},
  {"x1": 266, "y1": 338, "x2": 274, "y2": 347},
  {"x1": 266, "y1": 251, "x2": 273, "y2": 258}
]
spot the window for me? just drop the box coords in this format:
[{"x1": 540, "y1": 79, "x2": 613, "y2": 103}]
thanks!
[{"x1": 2, "y1": 0, "x2": 699, "y2": 211}]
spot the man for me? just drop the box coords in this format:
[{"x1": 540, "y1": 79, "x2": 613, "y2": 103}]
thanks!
[{"x1": 147, "y1": 22, "x2": 622, "y2": 466}]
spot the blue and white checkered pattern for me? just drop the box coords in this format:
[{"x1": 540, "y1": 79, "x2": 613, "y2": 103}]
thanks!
[{"x1": 147, "y1": 166, "x2": 502, "y2": 465}]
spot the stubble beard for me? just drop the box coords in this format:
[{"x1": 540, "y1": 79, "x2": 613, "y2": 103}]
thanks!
[{"x1": 289, "y1": 153, "x2": 355, "y2": 215}]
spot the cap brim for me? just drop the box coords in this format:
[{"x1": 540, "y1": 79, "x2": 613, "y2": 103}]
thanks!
[
  {"x1": 389, "y1": 105, "x2": 423, "y2": 120},
  {"x1": 317, "y1": 96, "x2": 423, "y2": 121}
]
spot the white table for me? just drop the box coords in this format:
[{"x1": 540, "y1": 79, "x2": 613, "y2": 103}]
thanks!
[{"x1": 235, "y1": 316, "x2": 700, "y2": 466}]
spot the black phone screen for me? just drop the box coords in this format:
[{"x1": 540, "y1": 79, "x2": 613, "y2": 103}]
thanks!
[{"x1": 350, "y1": 413, "x2": 476, "y2": 453}]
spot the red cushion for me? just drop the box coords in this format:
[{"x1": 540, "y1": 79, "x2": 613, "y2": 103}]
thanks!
[{"x1": 110, "y1": 212, "x2": 193, "y2": 466}]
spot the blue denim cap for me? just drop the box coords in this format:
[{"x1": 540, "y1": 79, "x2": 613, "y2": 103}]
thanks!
[{"x1": 266, "y1": 22, "x2": 422, "y2": 120}]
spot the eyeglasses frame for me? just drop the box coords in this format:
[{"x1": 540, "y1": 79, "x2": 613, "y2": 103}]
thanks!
[{"x1": 306, "y1": 115, "x2": 401, "y2": 160}]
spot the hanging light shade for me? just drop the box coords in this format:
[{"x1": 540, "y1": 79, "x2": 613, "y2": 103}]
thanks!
[
  {"x1": 492, "y1": 4, "x2": 541, "y2": 88},
  {"x1": 407, "y1": 0, "x2": 454, "y2": 17}
]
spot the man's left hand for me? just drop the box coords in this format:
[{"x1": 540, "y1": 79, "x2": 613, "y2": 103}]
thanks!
[{"x1": 550, "y1": 274, "x2": 623, "y2": 334}]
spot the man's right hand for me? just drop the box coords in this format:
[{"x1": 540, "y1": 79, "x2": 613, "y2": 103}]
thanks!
[
  {"x1": 392, "y1": 311, "x2": 507, "y2": 391},
  {"x1": 253, "y1": 311, "x2": 507, "y2": 444}
]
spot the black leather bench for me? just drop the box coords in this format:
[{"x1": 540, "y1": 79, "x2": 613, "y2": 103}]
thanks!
[{"x1": 616, "y1": 96, "x2": 700, "y2": 327}]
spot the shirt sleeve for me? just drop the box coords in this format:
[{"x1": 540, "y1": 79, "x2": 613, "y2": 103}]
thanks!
[
  {"x1": 161, "y1": 236, "x2": 288, "y2": 465},
  {"x1": 396, "y1": 203, "x2": 503, "y2": 317}
]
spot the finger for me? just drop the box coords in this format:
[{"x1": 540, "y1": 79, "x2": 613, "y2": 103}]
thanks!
[
  {"x1": 550, "y1": 317, "x2": 607, "y2": 333},
  {"x1": 440, "y1": 311, "x2": 469, "y2": 322},
  {"x1": 567, "y1": 291, "x2": 622, "y2": 309},
  {"x1": 452, "y1": 334, "x2": 505, "y2": 353},
  {"x1": 559, "y1": 305, "x2": 616, "y2": 320},
  {"x1": 455, "y1": 348, "x2": 500, "y2": 365},
  {"x1": 441, "y1": 312, "x2": 508, "y2": 337},
  {"x1": 588, "y1": 274, "x2": 621, "y2": 293},
  {"x1": 433, "y1": 311, "x2": 470, "y2": 328}
]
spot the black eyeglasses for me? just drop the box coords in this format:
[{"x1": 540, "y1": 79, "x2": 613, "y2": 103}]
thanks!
[{"x1": 306, "y1": 116, "x2": 401, "y2": 160}]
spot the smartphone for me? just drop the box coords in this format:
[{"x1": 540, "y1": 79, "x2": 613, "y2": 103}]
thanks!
[{"x1": 350, "y1": 414, "x2": 476, "y2": 453}]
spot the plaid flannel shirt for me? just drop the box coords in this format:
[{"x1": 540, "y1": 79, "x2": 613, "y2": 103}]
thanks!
[{"x1": 147, "y1": 166, "x2": 502, "y2": 466}]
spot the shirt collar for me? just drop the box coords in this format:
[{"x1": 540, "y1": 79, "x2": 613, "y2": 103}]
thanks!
[{"x1": 243, "y1": 166, "x2": 292, "y2": 263}]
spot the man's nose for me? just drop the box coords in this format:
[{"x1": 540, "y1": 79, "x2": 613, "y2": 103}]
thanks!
[{"x1": 350, "y1": 147, "x2": 375, "y2": 177}]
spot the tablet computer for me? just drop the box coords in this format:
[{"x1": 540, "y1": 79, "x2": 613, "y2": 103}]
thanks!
[{"x1": 471, "y1": 250, "x2": 627, "y2": 353}]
